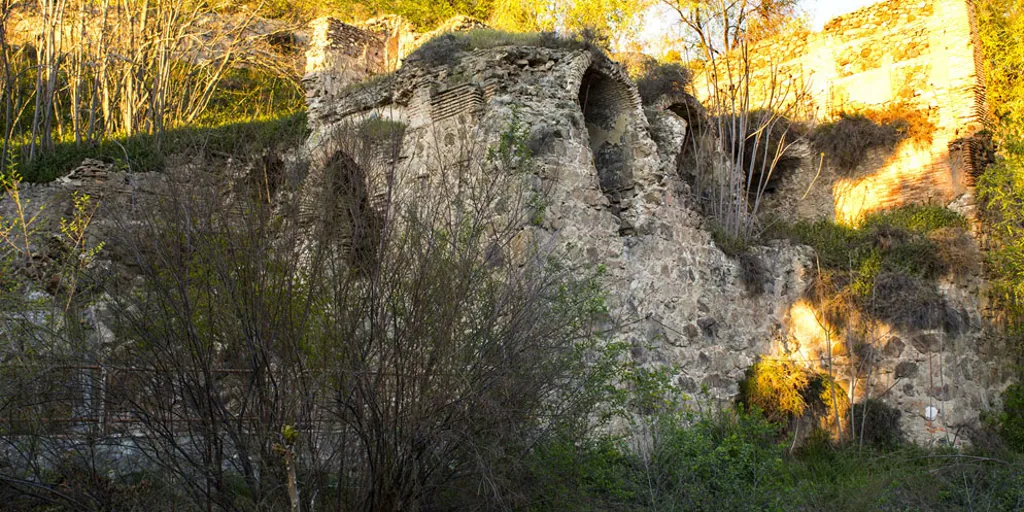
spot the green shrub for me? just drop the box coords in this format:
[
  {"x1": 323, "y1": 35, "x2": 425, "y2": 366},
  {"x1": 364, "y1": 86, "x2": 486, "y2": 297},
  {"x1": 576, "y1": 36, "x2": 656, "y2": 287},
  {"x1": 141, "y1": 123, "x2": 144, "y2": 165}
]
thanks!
[
  {"x1": 766, "y1": 205, "x2": 970, "y2": 332},
  {"x1": 521, "y1": 435, "x2": 637, "y2": 511},
  {"x1": 767, "y1": 205, "x2": 967, "y2": 279},
  {"x1": 766, "y1": 217, "x2": 861, "y2": 269},
  {"x1": 788, "y1": 443, "x2": 1024, "y2": 512},
  {"x1": 999, "y1": 382, "x2": 1024, "y2": 452},
  {"x1": 644, "y1": 408, "x2": 791, "y2": 512},
  {"x1": 977, "y1": 151, "x2": 1024, "y2": 340},
  {"x1": 861, "y1": 203, "x2": 967, "y2": 234}
]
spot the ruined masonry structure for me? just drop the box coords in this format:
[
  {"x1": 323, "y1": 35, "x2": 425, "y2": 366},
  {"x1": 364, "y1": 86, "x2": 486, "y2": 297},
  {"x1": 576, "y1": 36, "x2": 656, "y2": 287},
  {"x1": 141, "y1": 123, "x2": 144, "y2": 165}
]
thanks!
[
  {"x1": 299, "y1": 5, "x2": 1011, "y2": 444},
  {"x1": 303, "y1": 15, "x2": 486, "y2": 127},
  {"x1": 740, "y1": 0, "x2": 988, "y2": 224}
]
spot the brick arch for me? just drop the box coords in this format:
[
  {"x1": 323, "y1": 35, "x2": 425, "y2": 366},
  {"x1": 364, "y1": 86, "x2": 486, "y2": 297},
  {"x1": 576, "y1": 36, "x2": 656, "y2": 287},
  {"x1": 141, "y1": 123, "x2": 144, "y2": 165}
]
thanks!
[{"x1": 577, "y1": 64, "x2": 638, "y2": 227}]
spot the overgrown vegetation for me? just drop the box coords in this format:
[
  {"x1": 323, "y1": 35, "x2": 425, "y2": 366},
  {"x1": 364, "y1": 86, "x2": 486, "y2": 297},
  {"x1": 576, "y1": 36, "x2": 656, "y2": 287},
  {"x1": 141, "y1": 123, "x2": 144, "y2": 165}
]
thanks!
[
  {"x1": 812, "y1": 103, "x2": 936, "y2": 172},
  {"x1": 0, "y1": 113, "x2": 629, "y2": 511},
  {"x1": 766, "y1": 204, "x2": 974, "y2": 331},
  {"x1": 4, "y1": 0, "x2": 1024, "y2": 508},
  {"x1": 975, "y1": 0, "x2": 1024, "y2": 447},
  {"x1": 515, "y1": 405, "x2": 1024, "y2": 512},
  {"x1": 406, "y1": 28, "x2": 604, "y2": 66}
]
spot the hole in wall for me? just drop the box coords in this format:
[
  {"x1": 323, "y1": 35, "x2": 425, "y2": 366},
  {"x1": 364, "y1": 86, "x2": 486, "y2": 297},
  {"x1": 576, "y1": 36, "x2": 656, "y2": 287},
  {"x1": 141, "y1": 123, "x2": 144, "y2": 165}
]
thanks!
[{"x1": 578, "y1": 67, "x2": 636, "y2": 231}]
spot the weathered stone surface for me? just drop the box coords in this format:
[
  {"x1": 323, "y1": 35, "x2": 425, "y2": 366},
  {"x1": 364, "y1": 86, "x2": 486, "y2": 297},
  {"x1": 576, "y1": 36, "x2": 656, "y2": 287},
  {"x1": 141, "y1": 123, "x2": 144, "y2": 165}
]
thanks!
[
  {"x1": 299, "y1": 41, "x2": 816, "y2": 406},
  {"x1": 6, "y1": 2, "x2": 1012, "y2": 449},
  {"x1": 911, "y1": 333, "x2": 944, "y2": 354},
  {"x1": 895, "y1": 361, "x2": 919, "y2": 379},
  {"x1": 737, "y1": 0, "x2": 988, "y2": 225},
  {"x1": 298, "y1": 34, "x2": 1014, "y2": 444}
]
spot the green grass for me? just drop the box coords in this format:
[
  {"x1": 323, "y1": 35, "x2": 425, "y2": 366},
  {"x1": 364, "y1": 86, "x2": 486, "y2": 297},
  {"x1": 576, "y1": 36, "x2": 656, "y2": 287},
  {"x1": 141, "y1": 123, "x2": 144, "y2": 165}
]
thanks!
[
  {"x1": 6, "y1": 66, "x2": 307, "y2": 182},
  {"x1": 11, "y1": 112, "x2": 309, "y2": 182},
  {"x1": 767, "y1": 205, "x2": 968, "y2": 279},
  {"x1": 523, "y1": 407, "x2": 1024, "y2": 512}
]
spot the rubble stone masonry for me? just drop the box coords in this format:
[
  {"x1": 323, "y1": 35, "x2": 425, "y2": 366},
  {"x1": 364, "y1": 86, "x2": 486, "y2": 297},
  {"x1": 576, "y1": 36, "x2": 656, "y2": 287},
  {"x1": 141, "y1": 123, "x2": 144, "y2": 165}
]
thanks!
[{"x1": 736, "y1": 0, "x2": 988, "y2": 223}]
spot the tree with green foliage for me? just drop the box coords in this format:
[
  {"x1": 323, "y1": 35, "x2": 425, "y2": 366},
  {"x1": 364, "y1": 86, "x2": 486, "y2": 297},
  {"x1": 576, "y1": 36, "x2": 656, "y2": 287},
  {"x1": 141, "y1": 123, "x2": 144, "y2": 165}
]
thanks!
[
  {"x1": 976, "y1": 0, "x2": 1024, "y2": 351},
  {"x1": 977, "y1": 0, "x2": 1024, "y2": 141}
]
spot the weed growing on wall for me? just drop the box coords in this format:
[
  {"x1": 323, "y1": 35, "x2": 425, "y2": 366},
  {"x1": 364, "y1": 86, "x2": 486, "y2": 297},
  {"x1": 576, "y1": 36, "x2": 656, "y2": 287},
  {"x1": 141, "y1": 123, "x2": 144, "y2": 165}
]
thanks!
[{"x1": 766, "y1": 205, "x2": 974, "y2": 330}]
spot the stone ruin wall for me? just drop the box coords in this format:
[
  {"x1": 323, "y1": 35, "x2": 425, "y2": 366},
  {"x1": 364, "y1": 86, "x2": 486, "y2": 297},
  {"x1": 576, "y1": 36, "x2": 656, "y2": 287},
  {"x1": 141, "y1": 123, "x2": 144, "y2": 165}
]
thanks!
[
  {"x1": 732, "y1": 0, "x2": 988, "y2": 224},
  {"x1": 302, "y1": 15, "x2": 488, "y2": 130},
  {"x1": 297, "y1": 35, "x2": 1013, "y2": 446}
]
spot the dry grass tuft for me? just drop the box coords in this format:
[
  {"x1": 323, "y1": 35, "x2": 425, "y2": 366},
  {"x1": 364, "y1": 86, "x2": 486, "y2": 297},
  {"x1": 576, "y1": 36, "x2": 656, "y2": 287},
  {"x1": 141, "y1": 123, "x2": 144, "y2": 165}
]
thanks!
[
  {"x1": 928, "y1": 226, "x2": 983, "y2": 278},
  {"x1": 867, "y1": 272, "x2": 960, "y2": 331}
]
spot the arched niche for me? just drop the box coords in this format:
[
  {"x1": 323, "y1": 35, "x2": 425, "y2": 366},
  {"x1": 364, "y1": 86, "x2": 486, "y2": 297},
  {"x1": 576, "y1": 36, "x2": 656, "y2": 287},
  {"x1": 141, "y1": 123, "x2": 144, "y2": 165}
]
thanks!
[
  {"x1": 578, "y1": 67, "x2": 636, "y2": 221},
  {"x1": 320, "y1": 150, "x2": 383, "y2": 269}
]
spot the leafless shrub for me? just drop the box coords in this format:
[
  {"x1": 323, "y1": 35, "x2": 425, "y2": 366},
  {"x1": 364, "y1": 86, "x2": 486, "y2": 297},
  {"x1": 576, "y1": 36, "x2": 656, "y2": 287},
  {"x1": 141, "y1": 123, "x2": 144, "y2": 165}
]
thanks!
[
  {"x1": 867, "y1": 272, "x2": 959, "y2": 331},
  {"x1": 1, "y1": 114, "x2": 619, "y2": 510},
  {"x1": 636, "y1": 62, "x2": 692, "y2": 105},
  {"x1": 812, "y1": 103, "x2": 936, "y2": 173},
  {"x1": 718, "y1": 109, "x2": 807, "y2": 196}
]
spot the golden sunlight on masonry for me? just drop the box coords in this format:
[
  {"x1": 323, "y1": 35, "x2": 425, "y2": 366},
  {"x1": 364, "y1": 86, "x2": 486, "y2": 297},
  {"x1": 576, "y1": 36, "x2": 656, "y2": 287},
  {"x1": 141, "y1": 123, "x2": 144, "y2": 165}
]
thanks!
[
  {"x1": 778, "y1": 300, "x2": 832, "y2": 364},
  {"x1": 832, "y1": 140, "x2": 953, "y2": 225}
]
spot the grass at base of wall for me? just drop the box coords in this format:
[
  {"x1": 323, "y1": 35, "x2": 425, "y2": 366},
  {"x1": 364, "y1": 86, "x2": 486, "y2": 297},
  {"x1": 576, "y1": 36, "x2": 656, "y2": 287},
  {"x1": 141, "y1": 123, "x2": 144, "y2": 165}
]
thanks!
[{"x1": 524, "y1": 407, "x2": 1024, "y2": 512}]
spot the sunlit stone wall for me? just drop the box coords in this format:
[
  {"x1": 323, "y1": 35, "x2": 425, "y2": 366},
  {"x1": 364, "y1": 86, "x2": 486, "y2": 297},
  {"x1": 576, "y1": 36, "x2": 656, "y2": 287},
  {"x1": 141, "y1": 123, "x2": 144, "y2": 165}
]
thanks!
[{"x1": 706, "y1": 0, "x2": 988, "y2": 224}]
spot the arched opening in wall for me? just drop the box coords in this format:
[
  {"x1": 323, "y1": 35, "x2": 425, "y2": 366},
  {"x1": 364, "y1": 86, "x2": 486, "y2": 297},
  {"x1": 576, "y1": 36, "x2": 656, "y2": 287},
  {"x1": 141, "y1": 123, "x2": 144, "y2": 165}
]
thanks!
[
  {"x1": 320, "y1": 151, "x2": 384, "y2": 271},
  {"x1": 666, "y1": 96, "x2": 710, "y2": 185},
  {"x1": 578, "y1": 67, "x2": 636, "y2": 228}
]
